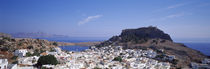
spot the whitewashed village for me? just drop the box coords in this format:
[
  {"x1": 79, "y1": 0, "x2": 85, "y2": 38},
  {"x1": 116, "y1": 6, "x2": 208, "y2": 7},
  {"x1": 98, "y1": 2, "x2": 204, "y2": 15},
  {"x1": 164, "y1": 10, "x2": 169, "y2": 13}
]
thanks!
[{"x1": 1, "y1": 45, "x2": 210, "y2": 69}]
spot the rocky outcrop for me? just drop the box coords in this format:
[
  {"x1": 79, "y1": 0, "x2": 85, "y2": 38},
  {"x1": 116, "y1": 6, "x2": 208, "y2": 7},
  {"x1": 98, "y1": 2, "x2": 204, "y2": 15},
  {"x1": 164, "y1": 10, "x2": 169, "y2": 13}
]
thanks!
[
  {"x1": 97, "y1": 26, "x2": 207, "y2": 68},
  {"x1": 120, "y1": 26, "x2": 172, "y2": 41}
]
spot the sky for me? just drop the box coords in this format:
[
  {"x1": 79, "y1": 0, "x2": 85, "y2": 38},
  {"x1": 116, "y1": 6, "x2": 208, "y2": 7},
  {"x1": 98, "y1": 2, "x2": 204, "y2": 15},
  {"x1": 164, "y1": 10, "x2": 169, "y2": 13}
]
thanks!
[{"x1": 0, "y1": 0, "x2": 210, "y2": 42}]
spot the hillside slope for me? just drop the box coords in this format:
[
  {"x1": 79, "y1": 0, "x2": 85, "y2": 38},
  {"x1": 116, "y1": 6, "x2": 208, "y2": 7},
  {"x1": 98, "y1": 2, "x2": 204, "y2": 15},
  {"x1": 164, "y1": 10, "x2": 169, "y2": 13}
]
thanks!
[
  {"x1": 97, "y1": 26, "x2": 207, "y2": 68},
  {"x1": 0, "y1": 33, "x2": 59, "y2": 63}
]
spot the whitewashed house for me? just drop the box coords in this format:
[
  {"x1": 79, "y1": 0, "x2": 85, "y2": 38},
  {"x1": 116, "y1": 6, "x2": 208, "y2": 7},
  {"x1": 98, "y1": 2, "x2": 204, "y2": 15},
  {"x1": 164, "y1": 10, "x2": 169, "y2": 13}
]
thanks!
[
  {"x1": 0, "y1": 59, "x2": 8, "y2": 69},
  {"x1": 14, "y1": 49, "x2": 28, "y2": 57},
  {"x1": 55, "y1": 47, "x2": 62, "y2": 54},
  {"x1": 168, "y1": 55, "x2": 175, "y2": 61},
  {"x1": 18, "y1": 56, "x2": 39, "y2": 65},
  {"x1": 202, "y1": 58, "x2": 210, "y2": 64},
  {"x1": 146, "y1": 50, "x2": 157, "y2": 58}
]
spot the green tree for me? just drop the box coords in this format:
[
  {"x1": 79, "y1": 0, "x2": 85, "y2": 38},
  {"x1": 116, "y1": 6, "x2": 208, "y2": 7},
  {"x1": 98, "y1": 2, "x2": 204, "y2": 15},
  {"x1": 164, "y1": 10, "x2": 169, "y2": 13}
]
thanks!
[
  {"x1": 26, "y1": 52, "x2": 32, "y2": 57},
  {"x1": 36, "y1": 55, "x2": 58, "y2": 67},
  {"x1": 93, "y1": 67, "x2": 102, "y2": 69},
  {"x1": 53, "y1": 42, "x2": 58, "y2": 46},
  {"x1": 27, "y1": 45, "x2": 34, "y2": 49},
  {"x1": 11, "y1": 56, "x2": 18, "y2": 60},
  {"x1": 113, "y1": 56, "x2": 122, "y2": 62},
  {"x1": 33, "y1": 51, "x2": 40, "y2": 56}
]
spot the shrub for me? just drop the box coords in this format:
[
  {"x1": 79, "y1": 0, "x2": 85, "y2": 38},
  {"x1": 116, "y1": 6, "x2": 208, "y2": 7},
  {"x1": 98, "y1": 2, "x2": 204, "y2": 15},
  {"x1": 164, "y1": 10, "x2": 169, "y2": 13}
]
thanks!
[
  {"x1": 93, "y1": 67, "x2": 102, "y2": 69},
  {"x1": 50, "y1": 48, "x2": 56, "y2": 52},
  {"x1": 113, "y1": 56, "x2": 122, "y2": 62},
  {"x1": 160, "y1": 40, "x2": 166, "y2": 43},
  {"x1": 36, "y1": 55, "x2": 58, "y2": 67},
  {"x1": 171, "y1": 59, "x2": 178, "y2": 65},
  {"x1": 3, "y1": 37, "x2": 11, "y2": 41},
  {"x1": 0, "y1": 47, "x2": 9, "y2": 51},
  {"x1": 41, "y1": 67, "x2": 47, "y2": 69},
  {"x1": 11, "y1": 39, "x2": 16, "y2": 42},
  {"x1": 27, "y1": 45, "x2": 34, "y2": 49},
  {"x1": 12, "y1": 61, "x2": 18, "y2": 64},
  {"x1": 26, "y1": 52, "x2": 33, "y2": 57},
  {"x1": 33, "y1": 51, "x2": 40, "y2": 56},
  {"x1": 0, "y1": 40, "x2": 5, "y2": 45},
  {"x1": 53, "y1": 42, "x2": 58, "y2": 46},
  {"x1": 11, "y1": 56, "x2": 18, "y2": 60}
]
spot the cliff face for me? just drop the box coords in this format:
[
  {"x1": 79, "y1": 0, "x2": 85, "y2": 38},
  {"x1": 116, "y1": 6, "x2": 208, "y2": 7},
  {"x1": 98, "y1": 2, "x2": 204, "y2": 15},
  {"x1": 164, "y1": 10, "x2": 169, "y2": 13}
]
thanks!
[
  {"x1": 98, "y1": 26, "x2": 173, "y2": 46},
  {"x1": 120, "y1": 26, "x2": 172, "y2": 41},
  {"x1": 97, "y1": 26, "x2": 207, "y2": 68}
]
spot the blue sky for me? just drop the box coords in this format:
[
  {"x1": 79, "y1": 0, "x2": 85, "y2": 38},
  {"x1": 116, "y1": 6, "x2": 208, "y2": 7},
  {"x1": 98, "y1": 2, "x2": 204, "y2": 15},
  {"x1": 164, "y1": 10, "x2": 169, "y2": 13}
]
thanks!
[{"x1": 0, "y1": 0, "x2": 210, "y2": 42}]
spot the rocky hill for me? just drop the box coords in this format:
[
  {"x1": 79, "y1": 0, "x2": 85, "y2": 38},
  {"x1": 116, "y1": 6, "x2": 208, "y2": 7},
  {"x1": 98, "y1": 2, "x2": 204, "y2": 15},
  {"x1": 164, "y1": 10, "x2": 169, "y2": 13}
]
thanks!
[
  {"x1": 0, "y1": 32, "x2": 100, "y2": 63},
  {"x1": 120, "y1": 26, "x2": 172, "y2": 41},
  {"x1": 0, "y1": 33, "x2": 59, "y2": 63},
  {"x1": 97, "y1": 26, "x2": 207, "y2": 68}
]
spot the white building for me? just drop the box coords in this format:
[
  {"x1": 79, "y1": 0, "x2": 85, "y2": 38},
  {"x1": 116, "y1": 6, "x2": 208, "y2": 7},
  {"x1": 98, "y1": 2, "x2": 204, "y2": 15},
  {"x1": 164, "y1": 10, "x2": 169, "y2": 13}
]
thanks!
[
  {"x1": 17, "y1": 66, "x2": 34, "y2": 69},
  {"x1": 0, "y1": 59, "x2": 8, "y2": 69},
  {"x1": 14, "y1": 49, "x2": 28, "y2": 57},
  {"x1": 202, "y1": 58, "x2": 210, "y2": 64},
  {"x1": 168, "y1": 55, "x2": 175, "y2": 61},
  {"x1": 146, "y1": 50, "x2": 157, "y2": 58},
  {"x1": 18, "y1": 56, "x2": 39, "y2": 65},
  {"x1": 42, "y1": 65, "x2": 55, "y2": 69},
  {"x1": 54, "y1": 47, "x2": 62, "y2": 54},
  {"x1": 46, "y1": 51, "x2": 58, "y2": 56}
]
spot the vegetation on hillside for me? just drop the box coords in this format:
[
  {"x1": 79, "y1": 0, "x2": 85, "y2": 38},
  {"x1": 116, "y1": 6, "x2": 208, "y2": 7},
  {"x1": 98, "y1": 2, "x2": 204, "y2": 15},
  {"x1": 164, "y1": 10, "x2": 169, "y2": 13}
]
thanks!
[
  {"x1": 36, "y1": 55, "x2": 58, "y2": 67},
  {"x1": 113, "y1": 56, "x2": 123, "y2": 62}
]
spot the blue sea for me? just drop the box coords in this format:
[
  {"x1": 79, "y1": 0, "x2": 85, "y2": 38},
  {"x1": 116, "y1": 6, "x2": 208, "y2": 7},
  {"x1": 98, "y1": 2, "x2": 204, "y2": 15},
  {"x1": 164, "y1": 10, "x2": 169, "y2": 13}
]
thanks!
[{"x1": 184, "y1": 43, "x2": 210, "y2": 56}]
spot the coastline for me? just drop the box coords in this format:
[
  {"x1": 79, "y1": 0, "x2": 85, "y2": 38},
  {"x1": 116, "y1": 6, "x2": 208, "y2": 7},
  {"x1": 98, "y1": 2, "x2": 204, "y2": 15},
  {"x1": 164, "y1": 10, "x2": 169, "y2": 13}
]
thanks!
[{"x1": 57, "y1": 41, "x2": 101, "y2": 46}]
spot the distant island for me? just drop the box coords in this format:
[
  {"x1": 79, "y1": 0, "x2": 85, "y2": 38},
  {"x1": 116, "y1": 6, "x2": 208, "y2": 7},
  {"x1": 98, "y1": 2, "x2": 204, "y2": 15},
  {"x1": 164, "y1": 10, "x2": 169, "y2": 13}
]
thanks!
[
  {"x1": 10, "y1": 32, "x2": 69, "y2": 38},
  {"x1": 9, "y1": 32, "x2": 101, "y2": 46}
]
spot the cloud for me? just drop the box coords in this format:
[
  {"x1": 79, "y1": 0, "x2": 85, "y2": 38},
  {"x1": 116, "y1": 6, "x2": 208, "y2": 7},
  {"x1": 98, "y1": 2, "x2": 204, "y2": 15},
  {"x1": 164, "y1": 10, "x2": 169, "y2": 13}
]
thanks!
[
  {"x1": 159, "y1": 13, "x2": 186, "y2": 21},
  {"x1": 145, "y1": 13, "x2": 187, "y2": 22},
  {"x1": 165, "y1": 13, "x2": 185, "y2": 18},
  {"x1": 78, "y1": 15, "x2": 103, "y2": 26},
  {"x1": 153, "y1": 3, "x2": 191, "y2": 13},
  {"x1": 167, "y1": 3, "x2": 186, "y2": 9}
]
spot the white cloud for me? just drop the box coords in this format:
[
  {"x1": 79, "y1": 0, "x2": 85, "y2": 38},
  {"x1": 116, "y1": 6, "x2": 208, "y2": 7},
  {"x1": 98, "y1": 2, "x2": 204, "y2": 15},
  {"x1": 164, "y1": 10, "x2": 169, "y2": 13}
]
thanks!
[
  {"x1": 145, "y1": 13, "x2": 187, "y2": 23},
  {"x1": 78, "y1": 15, "x2": 103, "y2": 26},
  {"x1": 166, "y1": 13, "x2": 185, "y2": 18},
  {"x1": 159, "y1": 13, "x2": 186, "y2": 21},
  {"x1": 153, "y1": 3, "x2": 190, "y2": 13},
  {"x1": 167, "y1": 3, "x2": 186, "y2": 9}
]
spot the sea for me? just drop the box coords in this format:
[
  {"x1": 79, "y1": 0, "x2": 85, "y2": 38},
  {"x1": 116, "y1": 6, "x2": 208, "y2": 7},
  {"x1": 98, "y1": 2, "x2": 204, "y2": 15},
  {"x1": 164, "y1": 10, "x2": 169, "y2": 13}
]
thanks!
[
  {"x1": 184, "y1": 43, "x2": 210, "y2": 56},
  {"x1": 51, "y1": 39, "x2": 210, "y2": 56}
]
